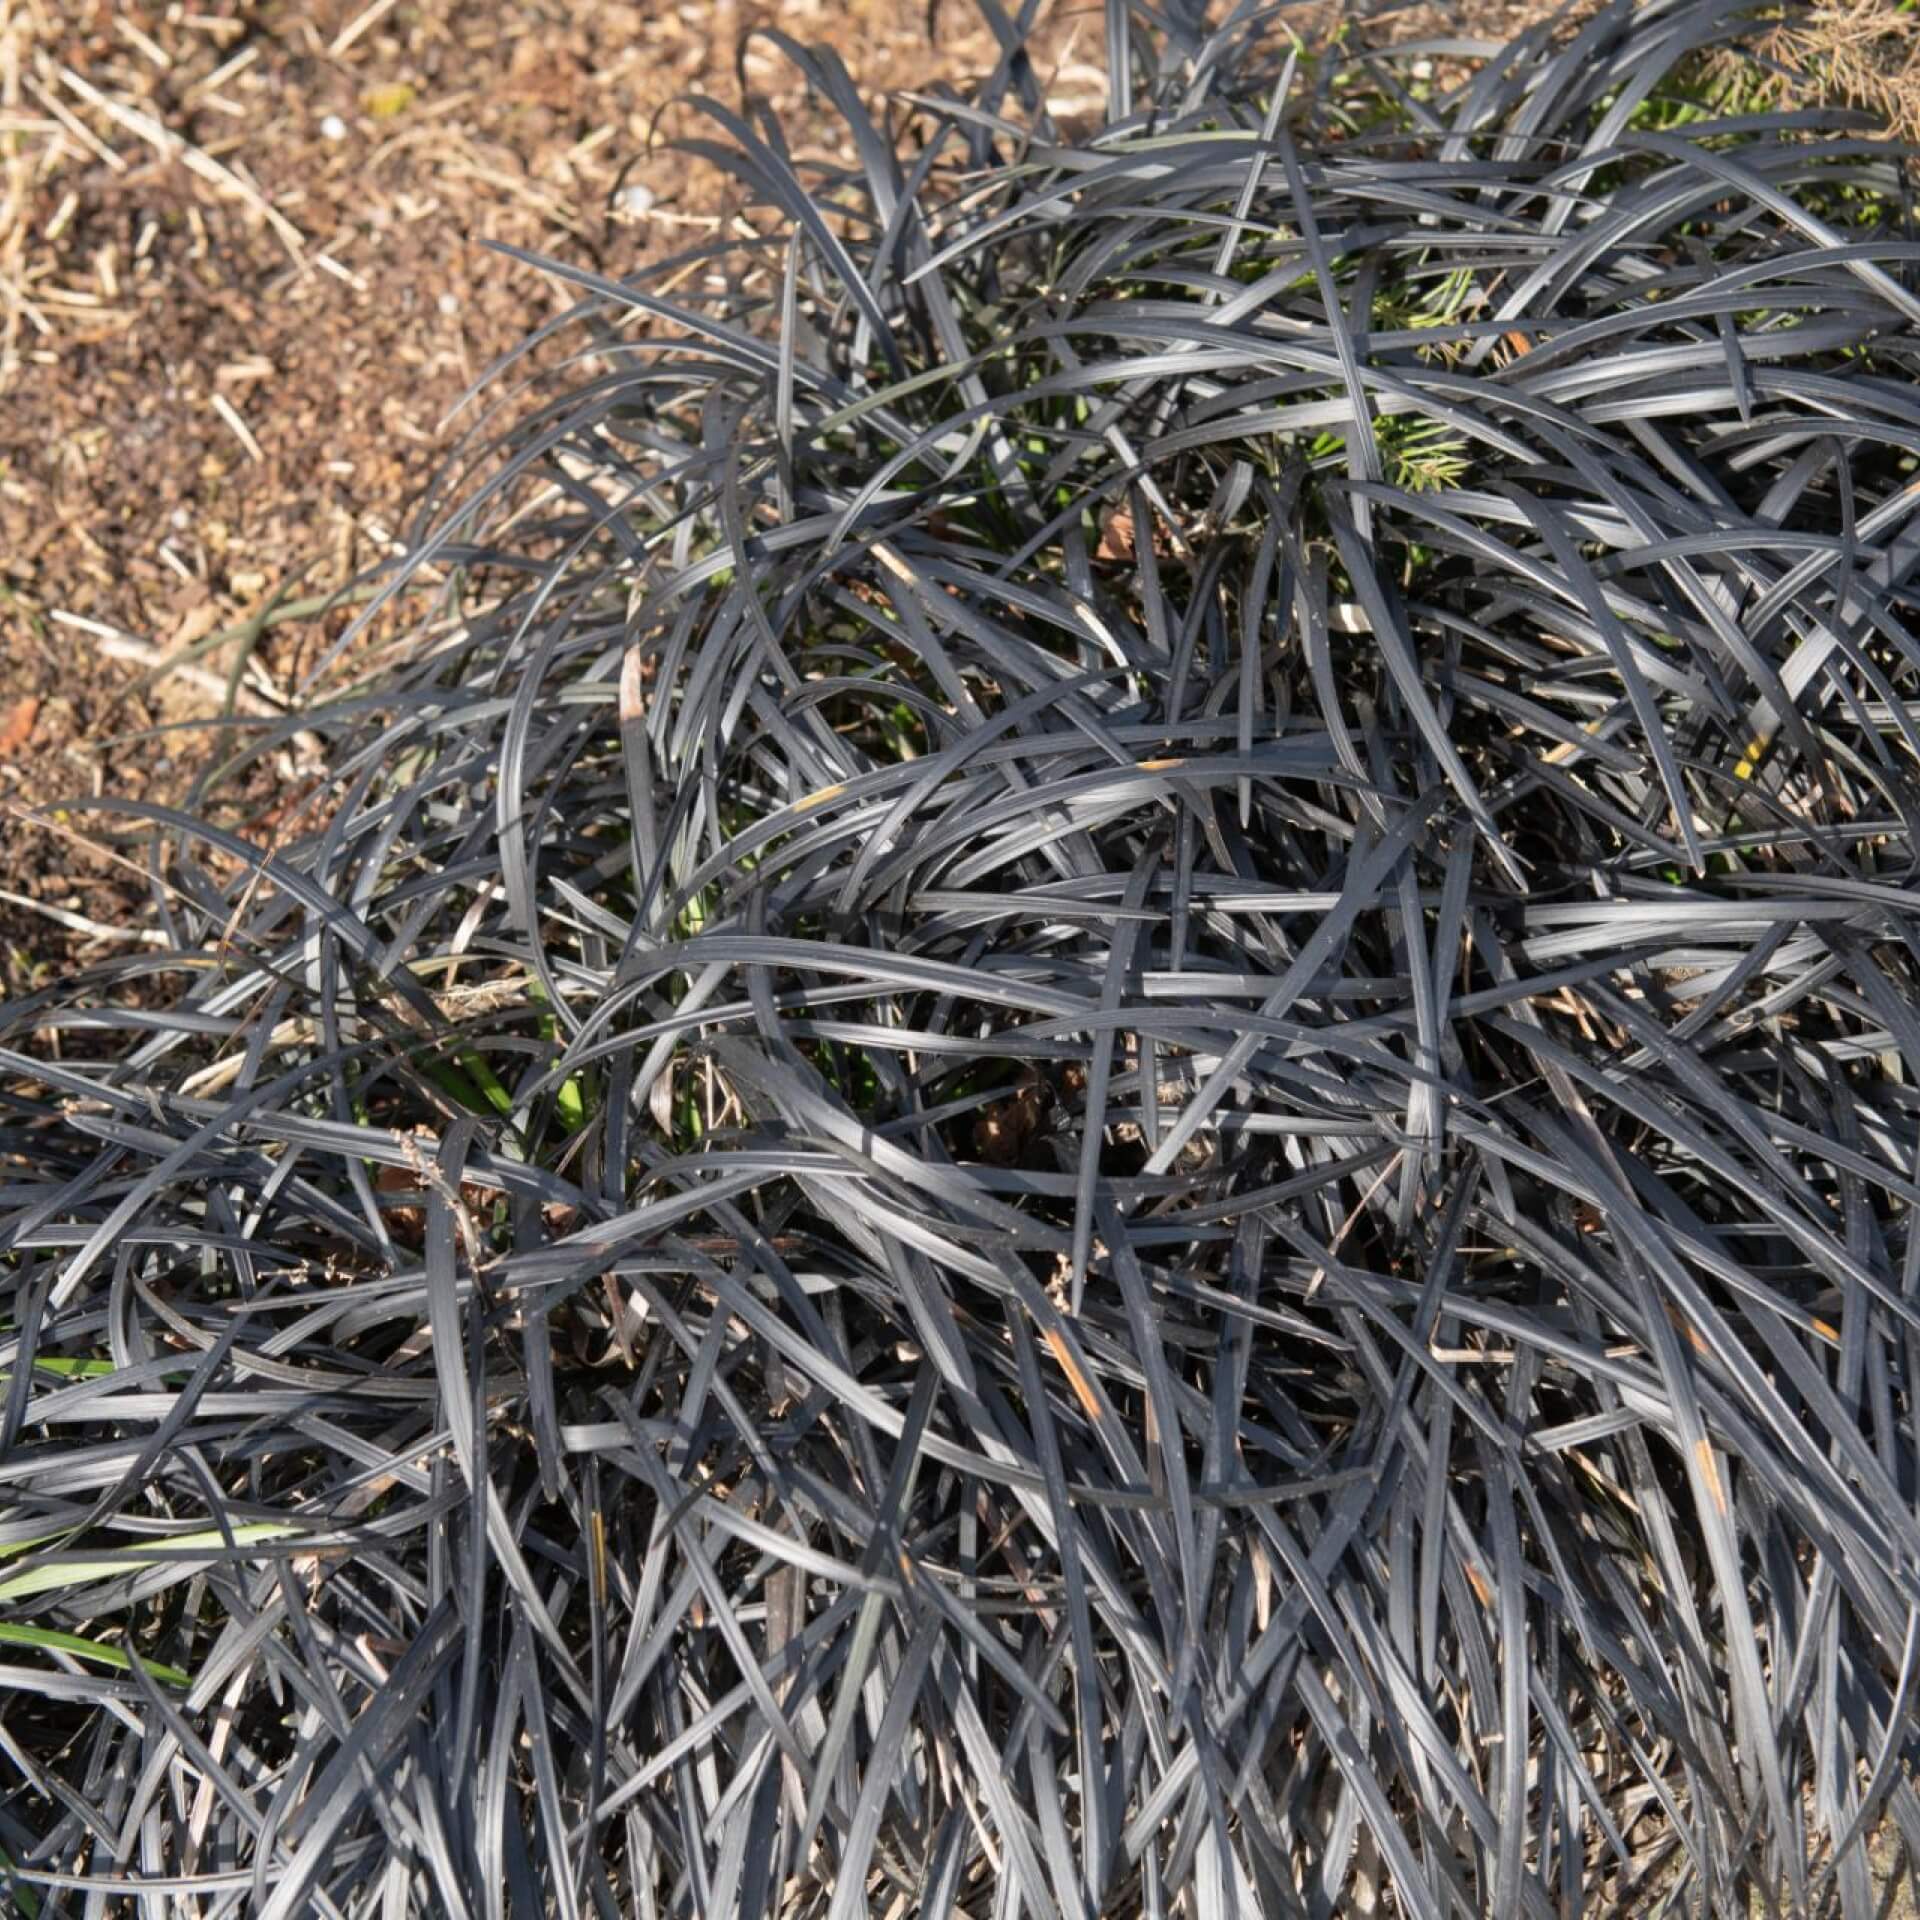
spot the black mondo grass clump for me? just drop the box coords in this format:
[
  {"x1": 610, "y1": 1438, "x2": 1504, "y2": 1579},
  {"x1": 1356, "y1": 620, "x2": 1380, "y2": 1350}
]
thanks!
[{"x1": 8, "y1": 0, "x2": 1920, "y2": 1912}]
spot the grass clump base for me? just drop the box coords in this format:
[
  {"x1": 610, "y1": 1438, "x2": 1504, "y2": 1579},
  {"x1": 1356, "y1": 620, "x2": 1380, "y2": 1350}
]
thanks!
[{"x1": 6, "y1": 0, "x2": 1920, "y2": 1914}]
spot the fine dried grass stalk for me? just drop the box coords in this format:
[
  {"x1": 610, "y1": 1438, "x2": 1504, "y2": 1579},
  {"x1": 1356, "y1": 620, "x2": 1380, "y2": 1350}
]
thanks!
[{"x1": 1759, "y1": 0, "x2": 1920, "y2": 140}]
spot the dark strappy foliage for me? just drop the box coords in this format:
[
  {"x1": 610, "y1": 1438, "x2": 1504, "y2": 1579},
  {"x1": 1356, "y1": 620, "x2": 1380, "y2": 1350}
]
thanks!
[{"x1": 6, "y1": 1, "x2": 1920, "y2": 1913}]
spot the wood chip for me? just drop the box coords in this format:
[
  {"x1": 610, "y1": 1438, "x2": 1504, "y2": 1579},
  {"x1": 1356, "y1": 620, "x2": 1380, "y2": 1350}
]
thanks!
[
  {"x1": 330, "y1": 0, "x2": 403, "y2": 57},
  {"x1": 0, "y1": 694, "x2": 40, "y2": 759}
]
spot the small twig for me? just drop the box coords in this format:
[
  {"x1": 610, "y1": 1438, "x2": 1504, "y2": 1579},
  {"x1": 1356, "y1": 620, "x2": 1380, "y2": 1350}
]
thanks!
[
  {"x1": 0, "y1": 269, "x2": 49, "y2": 338},
  {"x1": 122, "y1": 581, "x2": 383, "y2": 697},
  {"x1": 398, "y1": 1130, "x2": 489, "y2": 1274},
  {"x1": 1304, "y1": 1149, "x2": 1408, "y2": 1299},
  {"x1": 0, "y1": 885, "x2": 169, "y2": 946},
  {"x1": 186, "y1": 45, "x2": 259, "y2": 101},
  {"x1": 113, "y1": 16, "x2": 171, "y2": 70},
  {"x1": 179, "y1": 1019, "x2": 316, "y2": 1097},
  {"x1": 50, "y1": 610, "x2": 284, "y2": 716},
  {"x1": 23, "y1": 74, "x2": 127, "y2": 172},
  {"x1": 210, "y1": 391, "x2": 264, "y2": 464},
  {"x1": 2, "y1": 800, "x2": 203, "y2": 911},
  {"x1": 56, "y1": 65, "x2": 304, "y2": 263},
  {"x1": 330, "y1": 0, "x2": 402, "y2": 57}
]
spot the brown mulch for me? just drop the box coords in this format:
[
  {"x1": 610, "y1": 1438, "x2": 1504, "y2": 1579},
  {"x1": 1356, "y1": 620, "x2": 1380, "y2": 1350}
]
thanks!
[
  {"x1": 0, "y1": 0, "x2": 1115, "y2": 986},
  {"x1": 0, "y1": 0, "x2": 1576, "y2": 990}
]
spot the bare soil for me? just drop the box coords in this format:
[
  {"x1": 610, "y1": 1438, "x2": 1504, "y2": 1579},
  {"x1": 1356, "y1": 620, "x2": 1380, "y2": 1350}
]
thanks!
[
  {"x1": 0, "y1": 0, "x2": 1110, "y2": 987},
  {"x1": 0, "y1": 0, "x2": 1628, "y2": 991}
]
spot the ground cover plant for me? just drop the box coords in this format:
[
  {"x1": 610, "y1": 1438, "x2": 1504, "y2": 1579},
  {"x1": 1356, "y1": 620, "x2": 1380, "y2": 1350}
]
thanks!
[{"x1": 6, "y1": 0, "x2": 1920, "y2": 1911}]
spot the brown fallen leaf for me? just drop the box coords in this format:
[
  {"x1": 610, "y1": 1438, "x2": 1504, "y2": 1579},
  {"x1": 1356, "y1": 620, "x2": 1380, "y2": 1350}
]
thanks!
[
  {"x1": 974, "y1": 1069, "x2": 1052, "y2": 1164},
  {"x1": 1097, "y1": 503, "x2": 1179, "y2": 562},
  {"x1": 0, "y1": 695, "x2": 41, "y2": 760},
  {"x1": 1096, "y1": 506, "x2": 1137, "y2": 561}
]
